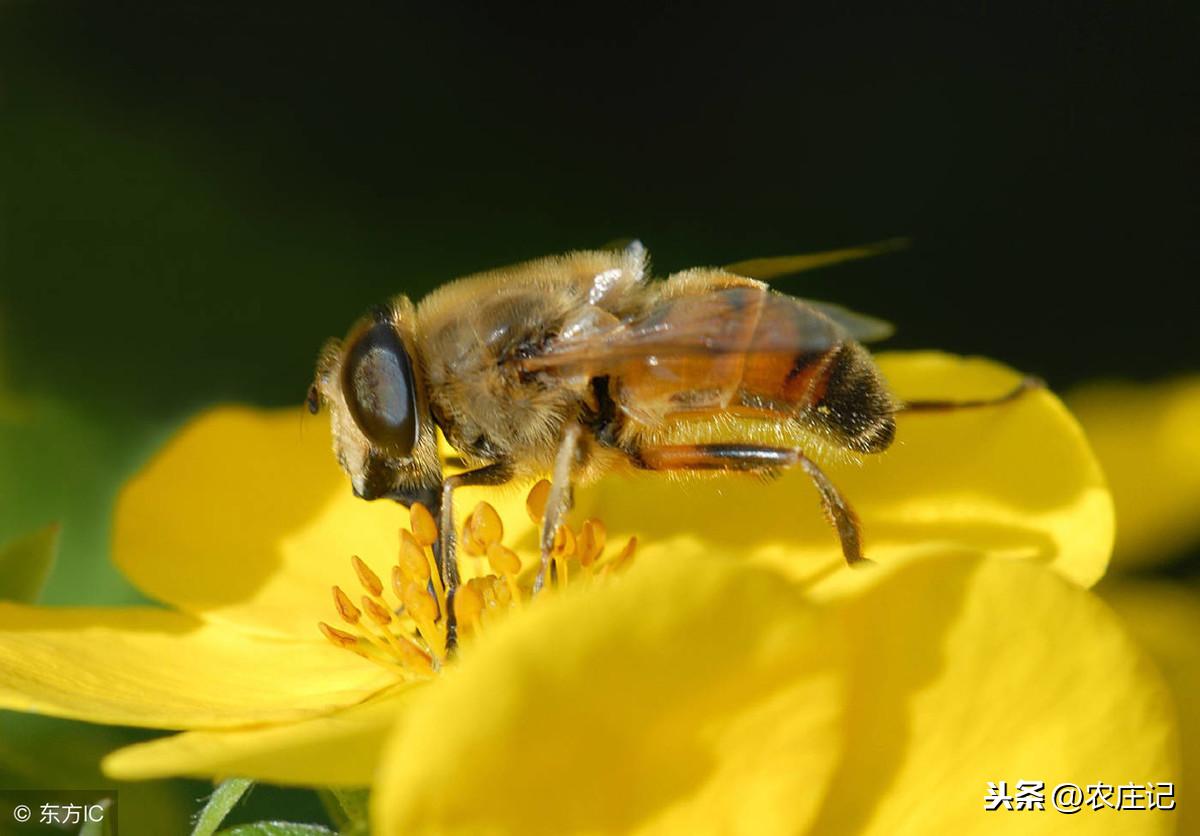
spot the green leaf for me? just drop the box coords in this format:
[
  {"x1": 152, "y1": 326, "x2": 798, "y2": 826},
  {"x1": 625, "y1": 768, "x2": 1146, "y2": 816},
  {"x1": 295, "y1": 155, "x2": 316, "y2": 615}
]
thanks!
[
  {"x1": 191, "y1": 778, "x2": 254, "y2": 836},
  {"x1": 78, "y1": 798, "x2": 115, "y2": 836},
  {"x1": 217, "y1": 824, "x2": 336, "y2": 835},
  {"x1": 317, "y1": 788, "x2": 370, "y2": 836},
  {"x1": 0, "y1": 523, "x2": 59, "y2": 602}
]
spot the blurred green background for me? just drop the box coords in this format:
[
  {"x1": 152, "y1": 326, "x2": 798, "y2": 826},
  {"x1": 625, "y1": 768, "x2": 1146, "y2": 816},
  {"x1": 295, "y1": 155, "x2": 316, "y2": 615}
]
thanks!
[{"x1": 1, "y1": 1, "x2": 1196, "y2": 831}]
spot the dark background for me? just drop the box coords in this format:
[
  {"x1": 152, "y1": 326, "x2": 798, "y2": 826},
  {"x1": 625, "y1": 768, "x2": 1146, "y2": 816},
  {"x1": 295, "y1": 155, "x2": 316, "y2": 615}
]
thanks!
[
  {"x1": 0, "y1": 1, "x2": 1196, "y2": 829},
  {"x1": 4, "y1": 2, "x2": 1197, "y2": 418}
]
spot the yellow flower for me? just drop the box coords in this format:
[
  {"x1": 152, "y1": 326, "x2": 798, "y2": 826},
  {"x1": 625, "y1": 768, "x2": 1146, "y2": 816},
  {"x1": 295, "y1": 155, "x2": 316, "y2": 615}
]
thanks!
[
  {"x1": 1069, "y1": 376, "x2": 1200, "y2": 568},
  {"x1": 0, "y1": 352, "x2": 1178, "y2": 835},
  {"x1": 1070, "y1": 376, "x2": 1200, "y2": 834}
]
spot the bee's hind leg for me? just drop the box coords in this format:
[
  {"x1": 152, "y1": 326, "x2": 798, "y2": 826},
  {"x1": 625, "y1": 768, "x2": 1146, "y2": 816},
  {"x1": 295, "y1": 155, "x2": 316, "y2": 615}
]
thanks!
[
  {"x1": 796, "y1": 452, "x2": 865, "y2": 567},
  {"x1": 900, "y1": 375, "x2": 1044, "y2": 413},
  {"x1": 535, "y1": 424, "x2": 584, "y2": 595},
  {"x1": 632, "y1": 443, "x2": 866, "y2": 568}
]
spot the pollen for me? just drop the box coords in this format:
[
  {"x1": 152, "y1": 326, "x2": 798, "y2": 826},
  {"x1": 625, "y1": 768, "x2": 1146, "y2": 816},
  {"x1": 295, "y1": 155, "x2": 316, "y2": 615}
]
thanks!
[{"x1": 318, "y1": 486, "x2": 638, "y2": 679}]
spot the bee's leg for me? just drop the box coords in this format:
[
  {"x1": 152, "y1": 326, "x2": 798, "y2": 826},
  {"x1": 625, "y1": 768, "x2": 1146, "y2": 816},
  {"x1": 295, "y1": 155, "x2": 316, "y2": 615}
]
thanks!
[
  {"x1": 795, "y1": 452, "x2": 865, "y2": 567},
  {"x1": 901, "y1": 376, "x2": 1044, "y2": 412},
  {"x1": 535, "y1": 423, "x2": 584, "y2": 595},
  {"x1": 438, "y1": 462, "x2": 513, "y2": 652},
  {"x1": 632, "y1": 443, "x2": 866, "y2": 567}
]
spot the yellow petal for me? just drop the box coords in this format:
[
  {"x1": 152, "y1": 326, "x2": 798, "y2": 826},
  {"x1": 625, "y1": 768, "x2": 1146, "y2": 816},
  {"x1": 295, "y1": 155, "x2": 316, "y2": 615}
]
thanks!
[
  {"x1": 1103, "y1": 579, "x2": 1200, "y2": 834},
  {"x1": 580, "y1": 352, "x2": 1112, "y2": 589},
  {"x1": 373, "y1": 552, "x2": 849, "y2": 836},
  {"x1": 826, "y1": 554, "x2": 1179, "y2": 835},
  {"x1": 113, "y1": 407, "x2": 528, "y2": 638},
  {"x1": 374, "y1": 550, "x2": 1177, "y2": 835},
  {"x1": 1069, "y1": 376, "x2": 1200, "y2": 567},
  {"x1": 0, "y1": 603, "x2": 391, "y2": 728},
  {"x1": 103, "y1": 687, "x2": 412, "y2": 786}
]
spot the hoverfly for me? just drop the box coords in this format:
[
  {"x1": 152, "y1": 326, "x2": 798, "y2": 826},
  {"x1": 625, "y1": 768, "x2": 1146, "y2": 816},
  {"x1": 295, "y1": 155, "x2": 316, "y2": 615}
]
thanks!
[{"x1": 309, "y1": 241, "x2": 1035, "y2": 643}]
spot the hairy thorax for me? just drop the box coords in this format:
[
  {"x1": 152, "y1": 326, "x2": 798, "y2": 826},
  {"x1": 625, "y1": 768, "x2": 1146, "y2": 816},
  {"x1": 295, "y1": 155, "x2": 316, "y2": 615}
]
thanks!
[{"x1": 415, "y1": 285, "x2": 587, "y2": 473}]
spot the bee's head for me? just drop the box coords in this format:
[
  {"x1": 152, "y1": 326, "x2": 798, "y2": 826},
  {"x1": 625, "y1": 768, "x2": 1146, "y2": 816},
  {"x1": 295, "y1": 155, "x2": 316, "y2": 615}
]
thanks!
[{"x1": 309, "y1": 298, "x2": 441, "y2": 501}]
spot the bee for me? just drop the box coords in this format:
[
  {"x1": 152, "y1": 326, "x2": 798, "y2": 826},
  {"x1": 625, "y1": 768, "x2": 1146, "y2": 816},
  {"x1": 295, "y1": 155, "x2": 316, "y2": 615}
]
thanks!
[{"x1": 310, "y1": 241, "x2": 1035, "y2": 638}]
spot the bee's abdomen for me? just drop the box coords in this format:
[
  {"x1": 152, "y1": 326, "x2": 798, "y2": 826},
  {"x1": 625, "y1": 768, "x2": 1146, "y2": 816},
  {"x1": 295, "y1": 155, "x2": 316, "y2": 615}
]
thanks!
[{"x1": 809, "y1": 342, "x2": 896, "y2": 453}]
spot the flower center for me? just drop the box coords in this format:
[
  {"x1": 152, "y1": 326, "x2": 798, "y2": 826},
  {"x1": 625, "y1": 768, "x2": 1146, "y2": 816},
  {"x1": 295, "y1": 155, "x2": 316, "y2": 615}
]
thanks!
[{"x1": 318, "y1": 480, "x2": 637, "y2": 678}]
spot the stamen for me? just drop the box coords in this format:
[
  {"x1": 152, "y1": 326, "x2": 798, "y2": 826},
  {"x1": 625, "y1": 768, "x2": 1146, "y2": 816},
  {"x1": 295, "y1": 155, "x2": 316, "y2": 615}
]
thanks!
[
  {"x1": 351, "y1": 555, "x2": 384, "y2": 597},
  {"x1": 409, "y1": 502, "x2": 439, "y2": 548},
  {"x1": 453, "y1": 582, "x2": 484, "y2": 633},
  {"x1": 401, "y1": 580, "x2": 440, "y2": 626},
  {"x1": 399, "y1": 531, "x2": 431, "y2": 582},
  {"x1": 468, "y1": 502, "x2": 503, "y2": 547},
  {"x1": 526, "y1": 479, "x2": 551, "y2": 524},
  {"x1": 606, "y1": 536, "x2": 638, "y2": 573},
  {"x1": 399, "y1": 576, "x2": 446, "y2": 664},
  {"x1": 578, "y1": 519, "x2": 606, "y2": 568},
  {"x1": 491, "y1": 575, "x2": 512, "y2": 607},
  {"x1": 486, "y1": 543, "x2": 523, "y2": 608},
  {"x1": 552, "y1": 524, "x2": 576, "y2": 559},
  {"x1": 319, "y1": 621, "x2": 360, "y2": 651},
  {"x1": 332, "y1": 586, "x2": 362, "y2": 625},
  {"x1": 470, "y1": 575, "x2": 500, "y2": 611},
  {"x1": 361, "y1": 595, "x2": 394, "y2": 627},
  {"x1": 486, "y1": 542, "x2": 521, "y2": 576},
  {"x1": 320, "y1": 480, "x2": 640, "y2": 678},
  {"x1": 552, "y1": 524, "x2": 575, "y2": 585}
]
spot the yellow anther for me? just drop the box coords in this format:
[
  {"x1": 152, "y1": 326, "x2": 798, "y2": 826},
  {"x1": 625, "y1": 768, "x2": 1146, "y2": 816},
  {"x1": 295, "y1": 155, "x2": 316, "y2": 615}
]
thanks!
[
  {"x1": 486, "y1": 542, "x2": 522, "y2": 576},
  {"x1": 453, "y1": 583, "x2": 484, "y2": 629},
  {"x1": 332, "y1": 585, "x2": 361, "y2": 624},
  {"x1": 409, "y1": 502, "x2": 439, "y2": 547},
  {"x1": 402, "y1": 581, "x2": 439, "y2": 624},
  {"x1": 578, "y1": 519, "x2": 606, "y2": 567},
  {"x1": 362, "y1": 595, "x2": 394, "y2": 627},
  {"x1": 325, "y1": 492, "x2": 635, "y2": 676},
  {"x1": 351, "y1": 555, "x2": 384, "y2": 597},
  {"x1": 526, "y1": 479, "x2": 551, "y2": 523},
  {"x1": 460, "y1": 508, "x2": 486, "y2": 557},
  {"x1": 318, "y1": 621, "x2": 359, "y2": 650},
  {"x1": 552, "y1": 524, "x2": 576, "y2": 559},
  {"x1": 479, "y1": 578, "x2": 500, "y2": 609},
  {"x1": 608, "y1": 536, "x2": 638, "y2": 572},
  {"x1": 466, "y1": 501, "x2": 504, "y2": 547},
  {"x1": 399, "y1": 530, "x2": 431, "y2": 582},
  {"x1": 492, "y1": 574, "x2": 512, "y2": 607}
]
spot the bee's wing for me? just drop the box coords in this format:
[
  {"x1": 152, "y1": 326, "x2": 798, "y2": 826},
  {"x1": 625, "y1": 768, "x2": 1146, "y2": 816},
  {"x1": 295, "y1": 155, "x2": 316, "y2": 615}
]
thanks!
[
  {"x1": 723, "y1": 237, "x2": 908, "y2": 281},
  {"x1": 519, "y1": 286, "x2": 858, "y2": 376},
  {"x1": 802, "y1": 300, "x2": 894, "y2": 343},
  {"x1": 518, "y1": 285, "x2": 889, "y2": 419}
]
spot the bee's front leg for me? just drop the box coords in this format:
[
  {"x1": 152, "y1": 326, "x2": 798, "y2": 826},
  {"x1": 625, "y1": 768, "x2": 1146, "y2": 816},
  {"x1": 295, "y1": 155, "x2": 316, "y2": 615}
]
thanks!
[
  {"x1": 437, "y1": 462, "x2": 513, "y2": 652},
  {"x1": 535, "y1": 424, "x2": 583, "y2": 595}
]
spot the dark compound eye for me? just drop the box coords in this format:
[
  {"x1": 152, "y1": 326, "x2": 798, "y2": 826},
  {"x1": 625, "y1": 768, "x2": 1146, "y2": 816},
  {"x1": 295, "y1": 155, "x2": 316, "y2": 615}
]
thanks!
[{"x1": 340, "y1": 321, "x2": 419, "y2": 456}]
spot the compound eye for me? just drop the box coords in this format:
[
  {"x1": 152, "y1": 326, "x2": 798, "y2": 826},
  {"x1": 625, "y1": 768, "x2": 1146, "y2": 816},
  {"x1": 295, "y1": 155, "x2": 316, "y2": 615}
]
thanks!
[{"x1": 341, "y1": 321, "x2": 419, "y2": 456}]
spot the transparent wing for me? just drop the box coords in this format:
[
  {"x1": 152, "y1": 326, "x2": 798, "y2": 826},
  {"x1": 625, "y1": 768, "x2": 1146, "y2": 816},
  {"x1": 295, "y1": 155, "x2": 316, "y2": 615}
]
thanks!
[
  {"x1": 724, "y1": 237, "x2": 908, "y2": 281},
  {"x1": 803, "y1": 300, "x2": 894, "y2": 343},
  {"x1": 519, "y1": 286, "x2": 848, "y2": 378}
]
